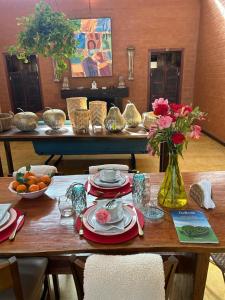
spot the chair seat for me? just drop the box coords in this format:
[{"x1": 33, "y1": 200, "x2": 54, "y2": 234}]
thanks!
[{"x1": 0, "y1": 257, "x2": 48, "y2": 300}]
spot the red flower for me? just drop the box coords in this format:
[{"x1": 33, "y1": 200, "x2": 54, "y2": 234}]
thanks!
[
  {"x1": 154, "y1": 104, "x2": 169, "y2": 116},
  {"x1": 170, "y1": 103, "x2": 183, "y2": 113},
  {"x1": 171, "y1": 132, "x2": 185, "y2": 144},
  {"x1": 152, "y1": 98, "x2": 169, "y2": 116}
]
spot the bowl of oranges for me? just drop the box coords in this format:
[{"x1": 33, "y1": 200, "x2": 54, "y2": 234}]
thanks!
[{"x1": 8, "y1": 166, "x2": 53, "y2": 199}]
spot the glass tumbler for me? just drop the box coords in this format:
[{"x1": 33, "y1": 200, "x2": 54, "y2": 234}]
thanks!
[
  {"x1": 66, "y1": 183, "x2": 87, "y2": 216},
  {"x1": 57, "y1": 195, "x2": 74, "y2": 217},
  {"x1": 132, "y1": 173, "x2": 146, "y2": 208}
]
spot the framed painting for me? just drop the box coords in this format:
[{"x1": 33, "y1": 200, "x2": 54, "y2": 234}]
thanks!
[{"x1": 71, "y1": 18, "x2": 112, "y2": 77}]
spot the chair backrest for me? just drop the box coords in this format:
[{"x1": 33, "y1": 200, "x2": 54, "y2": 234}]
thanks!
[
  {"x1": 70, "y1": 254, "x2": 178, "y2": 300},
  {"x1": 0, "y1": 256, "x2": 24, "y2": 300}
]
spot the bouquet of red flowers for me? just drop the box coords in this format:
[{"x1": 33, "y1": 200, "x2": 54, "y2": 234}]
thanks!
[{"x1": 147, "y1": 98, "x2": 206, "y2": 156}]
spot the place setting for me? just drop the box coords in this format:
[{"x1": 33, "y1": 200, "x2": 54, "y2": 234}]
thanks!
[
  {"x1": 75, "y1": 196, "x2": 144, "y2": 244},
  {"x1": 0, "y1": 203, "x2": 25, "y2": 243},
  {"x1": 84, "y1": 168, "x2": 132, "y2": 198}
]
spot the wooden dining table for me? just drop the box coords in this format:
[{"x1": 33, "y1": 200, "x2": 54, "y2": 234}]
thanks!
[{"x1": 1, "y1": 171, "x2": 225, "y2": 300}]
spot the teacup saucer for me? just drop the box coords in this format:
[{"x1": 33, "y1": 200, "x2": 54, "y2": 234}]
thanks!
[
  {"x1": 87, "y1": 206, "x2": 132, "y2": 228},
  {"x1": 93, "y1": 173, "x2": 127, "y2": 188}
]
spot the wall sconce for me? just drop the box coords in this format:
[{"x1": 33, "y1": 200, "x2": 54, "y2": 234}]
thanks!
[{"x1": 127, "y1": 46, "x2": 135, "y2": 80}]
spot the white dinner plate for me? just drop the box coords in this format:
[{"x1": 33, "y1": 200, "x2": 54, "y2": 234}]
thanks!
[
  {"x1": 91, "y1": 174, "x2": 129, "y2": 190},
  {"x1": 83, "y1": 205, "x2": 136, "y2": 236},
  {"x1": 0, "y1": 208, "x2": 17, "y2": 232},
  {"x1": 0, "y1": 212, "x2": 10, "y2": 228}
]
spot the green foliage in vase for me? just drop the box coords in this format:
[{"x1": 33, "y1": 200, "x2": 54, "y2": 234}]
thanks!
[{"x1": 8, "y1": 0, "x2": 79, "y2": 77}]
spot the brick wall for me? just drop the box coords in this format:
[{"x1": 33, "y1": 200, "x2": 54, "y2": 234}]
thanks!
[
  {"x1": 0, "y1": 0, "x2": 200, "y2": 114},
  {"x1": 194, "y1": 0, "x2": 225, "y2": 142}
]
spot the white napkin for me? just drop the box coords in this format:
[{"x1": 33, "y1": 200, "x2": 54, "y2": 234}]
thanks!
[
  {"x1": 89, "y1": 164, "x2": 129, "y2": 174},
  {"x1": 13, "y1": 165, "x2": 58, "y2": 177},
  {"x1": 199, "y1": 180, "x2": 216, "y2": 209},
  {"x1": 94, "y1": 217, "x2": 125, "y2": 232},
  {"x1": 0, "y1": 203, "x2": 11, "y2": 222}
]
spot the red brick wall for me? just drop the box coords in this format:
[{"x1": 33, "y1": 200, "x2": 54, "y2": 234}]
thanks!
[
  {"x1": 194, "y1": 0, "x2": 225, "y2": 142},
  {"x1": 0, "y1": 0, "x2": 200, "y2": 113}
]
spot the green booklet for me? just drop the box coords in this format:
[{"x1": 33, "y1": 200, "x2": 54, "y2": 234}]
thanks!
[{"x1": 171, "y1": 210, "x2": 219, "y2": 244}]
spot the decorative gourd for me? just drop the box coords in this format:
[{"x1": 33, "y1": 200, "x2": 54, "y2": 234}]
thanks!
[
  {"x1": 13, "y1": 108, "x2": 38, "y2": 131},
  {"x1": 104, "y1": 106, "x2": 126, "y2": 133},
  {"x1": 122, "y1": 101, "x2": 141, "y2": 128},
  {"x1": 43, "y1": 108, "x2": 66, "y2": 131}
]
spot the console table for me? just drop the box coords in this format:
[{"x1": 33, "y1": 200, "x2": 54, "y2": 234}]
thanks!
[
  {"x1": 0, "y1": 124, "x2": 168, "y2": 176},
  {"x1": 61, "y1": 87, "x2": 129, "y2": 111}
]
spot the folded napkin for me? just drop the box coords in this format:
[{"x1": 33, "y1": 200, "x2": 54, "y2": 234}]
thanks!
[
  {"x1": 190, "y1": 179, "x2": 215, "y2": 209},
  {"x1": 0, "y1": 203, "x2": 11, "y2": 222},
  {"x1": 84, "y1": 254, "x2": 165, "y2": 300},
  {"x1": 89, "y1": 164, "x2": 129, "y2": 174},
  {"x1": 13, "y1": 165, "x2": 58, "y2": 177}
]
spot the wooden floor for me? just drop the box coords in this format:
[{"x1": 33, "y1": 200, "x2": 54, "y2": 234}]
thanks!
[{"x1": 0, "y1": 133, "x2": 225, "y2": 299}]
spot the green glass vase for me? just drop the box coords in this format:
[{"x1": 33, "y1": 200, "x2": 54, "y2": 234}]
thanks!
[{"x1": 158, "y1": 153, "x2": 187, "y2": 208}]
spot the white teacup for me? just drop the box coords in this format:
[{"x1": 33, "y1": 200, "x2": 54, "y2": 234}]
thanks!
[{"x1": 99, "y1": 169, "x2": 119, "y2": 183}]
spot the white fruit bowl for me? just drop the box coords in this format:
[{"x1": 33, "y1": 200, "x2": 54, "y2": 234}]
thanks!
[{"x1": 8, "y1": 180, "x2": 52, "y2": 199}]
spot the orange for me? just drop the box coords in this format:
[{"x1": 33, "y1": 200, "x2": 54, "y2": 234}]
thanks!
[
  {"x1": 38, "y1": 181, "x2": 47, "y2": 190},
  {"x1": 39, "y1": 175, "x2": 51, "y2": 185},
  {"x1": 23, "y1": 171, "x2": 35, "y2": 179},
  {"x1": 16, "y1": 184, "x2": 27, "y2": 193},
  {"x1": 26, "y1": 175, "x2": 38, "y2": 185},
  {"x1": 28, "y1": 184, "x2": 39, "y2": 192},
  {"x1": 12, "y1": 180, "x2": 19, "y2": 190}
]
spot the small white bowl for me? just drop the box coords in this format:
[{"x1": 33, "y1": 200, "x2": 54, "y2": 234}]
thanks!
[{"x1": 8, "y1": 180, "x2": 52, "y2": 199}]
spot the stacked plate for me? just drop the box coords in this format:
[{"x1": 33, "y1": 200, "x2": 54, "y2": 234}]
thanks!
[
  {"x1": 0, "y1": 208, "x2": 17, "y2": 233},
  {"x1": 82, "y1": 205, "x2": 136, "y2": 236}
]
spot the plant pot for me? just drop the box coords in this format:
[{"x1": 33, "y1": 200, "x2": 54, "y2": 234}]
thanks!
[{"x1": 158, "y1": 153, "x2": 187, "y2": 208}]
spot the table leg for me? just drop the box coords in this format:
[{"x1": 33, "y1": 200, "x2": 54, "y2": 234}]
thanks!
[
  {"x1": 0, "y1": 154, "x2": 3, "y2": 177},
  {"x1": 193, "y1": 253, "x2": 209, "y2": 300},
  {"x1": 130, "y1": 153, "x2": 136, "y2": 170},
  {"x1": 4, "y1": 141, "x2": 14, "y2": 176}
]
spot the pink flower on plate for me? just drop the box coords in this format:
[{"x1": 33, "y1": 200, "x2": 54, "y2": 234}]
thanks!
[
  {"x1": 95, "y1": 209, "x2": 111, "y2": 224},
  {"x1": 190, "y1": 125, "x2": 201, "y2": 139},
  {"x1": 157, "y1": 116, "x2": 173, "y2": 129}
]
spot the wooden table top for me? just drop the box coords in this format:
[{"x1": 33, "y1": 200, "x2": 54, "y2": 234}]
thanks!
[
  {"x1": 0, "y1": 124, "x2": 148, "y2": 141},
  {"x1": 1, "y1": 171, "x2": 225, "y2": 257}
]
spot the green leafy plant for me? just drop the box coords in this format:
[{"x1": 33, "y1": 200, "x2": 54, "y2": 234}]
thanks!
[{"x1": 8, "y1": 0, "x2": 79, "y2": 77}]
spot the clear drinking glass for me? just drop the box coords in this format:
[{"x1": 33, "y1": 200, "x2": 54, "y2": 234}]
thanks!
[{"x1": 57, "y1": 195, "x2": 74, "y2": 217}]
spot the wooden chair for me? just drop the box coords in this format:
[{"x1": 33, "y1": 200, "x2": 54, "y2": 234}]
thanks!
[
  {"x1": 0, "y1": 256, "x2": 50, "y2": 300},
  {"x1": 211, "y1": 253, "x2": 225, "y2": 283},
  {"x1": 70, "y1": 254, "x2": 178, "y2": 300}
]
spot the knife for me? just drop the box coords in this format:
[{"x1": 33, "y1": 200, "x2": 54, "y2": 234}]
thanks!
[
  {"x1": 87, "y1": 176, "x2": 91, "y2": 195},
  {"x1": 132, "y1": 206, "x2": 144, "y2": 236},
  {"x1": 9, "y1": 215, "x2": 24, "y2": 241}
]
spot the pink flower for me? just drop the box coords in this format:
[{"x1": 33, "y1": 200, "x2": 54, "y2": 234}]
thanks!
[
  {"x1": 171, "y1": 132, "x2": 185, "y2": 144},
  {"x1": 95, "y1": 209, "x2": 111, "y2": 224},
  {"x1": 190, "y1": 125, "x2": 201, "y2": 139},
  {"x1": 148, "y1": 124, "x2": 158, "y2": 138},
  {"x1": 180, "y1": 105, "x2": 193, "y2": 117},
  {"x1": 152, "y1": 98, "x2": 169, "y2": 116},
  {"x1": 157, "y1": 116, "x2": 173, "y2": 129},
  {"x1": 147, "y1": 144, "x2": 155, "y2": 156}
]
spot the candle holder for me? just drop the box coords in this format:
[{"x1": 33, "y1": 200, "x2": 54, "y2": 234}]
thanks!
[{"x1": 127, "y1": 46, "x2": 135, "y2": 80}]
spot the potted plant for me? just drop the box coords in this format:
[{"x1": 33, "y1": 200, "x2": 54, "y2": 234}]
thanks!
[{"x1": 8, "y1": 0, "x2": 79, "y2": 78}]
